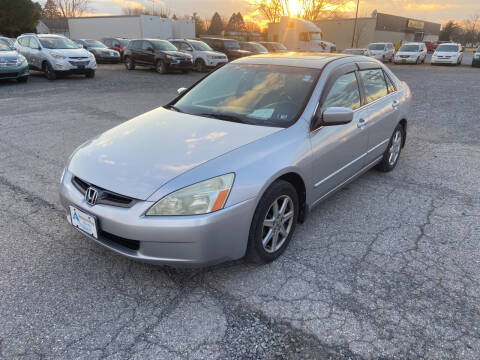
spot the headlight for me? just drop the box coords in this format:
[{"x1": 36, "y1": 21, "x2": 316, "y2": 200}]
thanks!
[
  {"x1": 146, "y1": 173, "x2": 235, "y2": 216},
  {"x1": 16, "y1": 55, "x2": 26, "y2": 66},
  {"x1": 50, "y1": 52, "x2": 66, "y2": 60}
]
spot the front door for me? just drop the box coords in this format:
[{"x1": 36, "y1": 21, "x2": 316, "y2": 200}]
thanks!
[{"x1": 310, "y1": 66, "x2": 369, "y2": 202}]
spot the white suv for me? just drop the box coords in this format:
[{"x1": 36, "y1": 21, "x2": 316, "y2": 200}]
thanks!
[
  {"x1": 15, "y1": 34, "x2": 96, "y2": 80},
  {"x1": 431, "y1": 43, "x2": 463, "y2": 65},
  {"x1": 394, "y1": 42, "x2": 427, "y2": 64},
  {"x1": 367, "y1": 42, "x2": 395, "y2": 62},
  {"x1": 169, "y1": 39, "x2": 228, "y2": 72}
]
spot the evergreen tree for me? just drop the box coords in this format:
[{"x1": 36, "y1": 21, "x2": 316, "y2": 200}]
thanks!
[{"x1": 208, "y1": 12, "x2": 223, "y2": 35}]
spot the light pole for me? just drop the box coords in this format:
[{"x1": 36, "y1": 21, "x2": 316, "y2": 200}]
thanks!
[{"x1": 351, "y1": 0, "x2": 360, "y2": 48}]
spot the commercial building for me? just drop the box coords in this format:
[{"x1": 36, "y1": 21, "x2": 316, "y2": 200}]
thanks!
[
  {"x1": 316, "y1": 12, "x2": 441, "y2": 51},
  {"x1": 68, "y1": 15, "x2": 195, "y2": 40}
]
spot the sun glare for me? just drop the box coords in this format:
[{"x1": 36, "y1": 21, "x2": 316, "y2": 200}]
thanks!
[{"x1": 288, "y1": 0, "x2": 303, "y2": 16}]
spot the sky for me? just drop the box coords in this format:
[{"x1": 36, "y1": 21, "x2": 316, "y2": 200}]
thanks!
[{"x1": 39, "y1": 0, "x2": 480, "y2": 25}]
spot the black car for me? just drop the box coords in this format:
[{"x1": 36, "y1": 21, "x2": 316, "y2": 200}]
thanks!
[
  {"x1": 124, "y1": 39, "x2": 193, "y2": 73},
  {"x1": 239, "y1": 41, "x2": 268, "y2": 54},
  {"x1": 473, "y1": 47, "x2": 480, "y2": 67},
  {"x1": 201, "y1": 37, "x2": 251, "y2": 61},
  {"x1": 74, "y1": 39, "x2": 121, "y2": 63},
  {"x1": 259, "y1": 42, "x2": 288, "y2": 53}
]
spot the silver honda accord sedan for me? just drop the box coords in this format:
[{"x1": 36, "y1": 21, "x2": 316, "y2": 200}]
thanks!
[{"x1": 60, "y1": 53, "x2": 411, "y2": 266}]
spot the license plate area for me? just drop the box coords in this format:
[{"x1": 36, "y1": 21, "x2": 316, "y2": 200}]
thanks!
[{"x1": 70, "y1": 206, "x2": 98, "y2": 239}]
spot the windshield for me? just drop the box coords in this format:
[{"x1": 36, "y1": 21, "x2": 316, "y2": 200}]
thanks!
[
  {"x1": 436, "y1": 44, "x2": 459, "y2": 52},
  {"x1": 309, "y1": 32, "x2": 322, "y2": 40},
  {"x1": 224, "y1": 40, "x2": 240, "y2": 50},
  {"x1": 85, "y1": 40, "x2": 107, "y2": 49},
  {"x1": 151, "y1": 40, "x2": 178, "y2": 51},
  {"x1": 172, "y1": 64, "x2": 319, "y2": 128},
  {"x1": 399, "y1": 45, "x2": 420, "y2": 52},
  {"x1": 0, "y1": 42, "x2": 13, "y2": 51},
  {"x1": 368, "y1": 44, "x2": 386, "y2": 51},
  {"x1": 190, "y1": 40, "x2": 212, "y2": 51},
  {"x1": 39, "y1": 37, "x2": 78, "y2": 49},
  {"x1": 250, "y1": 43, "x2": 268, "y2": 53},
  {"x1": 274, "y1": 43, "x2": 287, "y2": 50},
  {"x1": 119, "y1": 39, "x2": 129, "y2": 46}
]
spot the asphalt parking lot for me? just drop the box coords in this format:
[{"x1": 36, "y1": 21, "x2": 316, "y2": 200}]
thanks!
[{"x1": 1, "y1": 60, "x2": 479, "y2": 359}]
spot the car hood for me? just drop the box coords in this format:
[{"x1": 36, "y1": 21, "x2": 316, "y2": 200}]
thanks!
[
  {"x1": 369, "y1": 49, "x2": 386, "y2": 54},
  {"x1": 48, "y1": 48, "x2": 90, "y2": 57},
  {"x1": 0, "y1": 50, "x2": 19, "y2": 59},
  {"x1": 160, "y1": 50, "x2": 191, "y2": 58},
  {"x1": 434, "y1": 51, "x2": 459, "y2": 56},
  {"x1": 68, "y1": 107, "x2": 282, "y2": 200},
  {"x1": 227, "y1": 49, "x2": 251, "y2": 55},
  {"x1": 396, "y1": 51, "x2": 418, "y2": 56},
  {"x1": 205, "y1": 50, "x2": 226, "y2": 57}
]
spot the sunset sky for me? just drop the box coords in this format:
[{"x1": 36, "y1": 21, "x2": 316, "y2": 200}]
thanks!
[{"x1": 40, "y1": 0, "x2": 480, "y2": 24}]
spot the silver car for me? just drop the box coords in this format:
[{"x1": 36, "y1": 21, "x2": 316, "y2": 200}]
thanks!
[{"x1": 60, "y1": 53, "x2": 411, "y2": 266}]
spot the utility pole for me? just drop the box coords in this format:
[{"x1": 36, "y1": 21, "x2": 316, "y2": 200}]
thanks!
[{"x1": 351, "y1": 0, "x2": 360, "y2": 48}]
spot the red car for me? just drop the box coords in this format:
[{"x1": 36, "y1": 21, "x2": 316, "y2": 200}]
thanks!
[
  {"x1": 101, "y1": 37, "x2": 130, "y2": 59},
  {"x1": 423, "y1": 41, "x2": 437, "y2": 52}
]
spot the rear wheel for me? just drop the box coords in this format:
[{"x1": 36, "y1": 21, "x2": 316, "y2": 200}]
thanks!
[
  {"x1": 375, "y1": 124, "x2": 404, "y2": 172},
  {"x1": 246, "y1": 180, "x2": 299, "y2": 263},
  {"x1": 125, "y1": 57, "x2": 135, "y2": 70},
  {"x1": 43, "y1": 62, "x2": 56, "y2": 80},
  {"x1": 156, "y1": 60, "x2": 167, "y2": 74}
]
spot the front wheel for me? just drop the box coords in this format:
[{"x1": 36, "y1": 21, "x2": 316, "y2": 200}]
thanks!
[
  {"x1": 195, "y1": 59, "x2": 206, "y2": 72},
  {"x1": 246, "y1": 180, "x2": 299, "y2": 263},
  {"x1": 43, "y1": 62, "x2": 56, "y2": 80},
  {"x1": 17, "y1": 76, "x2": 29, "y2": 83},
  {"x1": 85, "y1": 70, "x2": 95, "y2": 78},
  {"x1": 125, "y1": 57, "x2": 135, "y2": 70},
  {"x1": 156, "y1": 60, "x2": 167, "y2": 74},
  {"x1": 375, "y1": 124, "x2": 404, "y2": 172}
]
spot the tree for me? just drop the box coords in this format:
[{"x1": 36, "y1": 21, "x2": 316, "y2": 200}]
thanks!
[
  {"x1": 42, "y1": 0, "x2": 60, "y2": 19},
  {"x1": 226, "y1": 12, "x2": 246, "y2": 32},
  {"x1": 208, "y1": 12, "x2": 223, "y2": 35},
  {"x1": 299, "y1": 0, "x2": 349, "y2": 21},
  {"x1": 439, "y1": 21, "x2": 462, "y2": 41},
  {"x1": 251, "y1": 0, "x2": 289, "y2": 23},
  {"x1": 121, "y1": 6, "x2": 171, "y2": 18},
  {"x1": 244, "y1": 22, "x2": 261, "y2": 33},
  {"x1": 462, "y1": 14, "x2": 479, "y2": 46},
  {"x1": 191, "y1": 12, "x2": 207, "y2": 35},
  {"x1": 53, "y1": 0, "x2": 90, "y2": 18},
  {"x1": 0, "y1": 0, "x2": 41, "y2": 36}
]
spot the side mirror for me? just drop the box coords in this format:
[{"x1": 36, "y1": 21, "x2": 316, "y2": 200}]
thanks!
[
  {"x1": 147, "y1": 47, "x2": 154, "y2": 52},
  {"x1": 187, "y1": 47, "x2": 193, "y2": 51},
  {"x1": 177, "y1": 87, "x2": 187, "y2": 95},
  {"x1": 319, "y1": 107, "x2": 354, "y2": 126}
]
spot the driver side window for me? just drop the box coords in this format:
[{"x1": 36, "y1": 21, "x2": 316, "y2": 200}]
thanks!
[{"x1": 320, "y1": 72, "x2": 361, "y2": 113}]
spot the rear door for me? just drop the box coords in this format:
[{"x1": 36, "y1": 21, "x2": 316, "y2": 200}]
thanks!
[
  {"x1": 310, "y1": 63, "x2": 369, "y2": 202},
  {"x1": 356, "y1": 64, "x2": 400, "y2": 164}
]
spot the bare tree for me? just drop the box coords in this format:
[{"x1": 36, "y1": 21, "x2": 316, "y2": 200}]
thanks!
[
  {"x1": 53, "y1": 0, "x2": 90, "y2": 18},
  {"x1": 250, "y1": 0, "x2": 289, "y2": 23},
  {"x1": 463, "y1": 14, "x2": 479, "y2": 46},
  {"x1": 299, "y1": 0, "x2": 348, "y2": 21}
]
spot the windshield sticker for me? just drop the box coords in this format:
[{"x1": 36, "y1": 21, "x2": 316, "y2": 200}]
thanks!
[
  {"x1": 302, "y1": 75, "x2": 313, "y2": 82},
  {"x1": 248, "y1": 108, "x2": 275, "y2": 120}
]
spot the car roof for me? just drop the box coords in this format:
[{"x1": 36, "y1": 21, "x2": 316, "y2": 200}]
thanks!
[
  {"x1": 233, "y1": 52, "x2": 352, "y2": 69},
  {"x1": 437, "y1": 42, "x2": 460, "y2": 45}
]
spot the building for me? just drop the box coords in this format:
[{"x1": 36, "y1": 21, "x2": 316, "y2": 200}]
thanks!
[
  {"x1": 68, "y1": 15, "x2": 195, "y2": 40},
  {"x1": 316, "y1": 12, "x2": 441, "y2": 51}
]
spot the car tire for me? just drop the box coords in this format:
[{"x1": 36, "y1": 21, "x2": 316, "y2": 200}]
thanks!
[
  {"x1": 17, "y1": 76, "x2": 28, "y2": 83},
  {"x1": 195, "y1": 59, "x2": 206, "y2": 72},
  {"x1": 246, "y1": 180, "x2": 299, "y2": 264},
  {"x1": 43, "y1": 62, "x2": 56, "y2": 81},
  {"x1": 85, "y1": 70, "x2": 95, "y2": 78},
  {"x1": 156, "y1": 60, "x2": 167, "y2": 74},
  {"x1": 416, "y1": 56, "x2": 420, "y2": 64},
  {"x1": 125, "y1": 57, "x2": 135, "y2": 70},
  {"x1": 375, "y1": 124, "x2": 405, "y2": 172}
]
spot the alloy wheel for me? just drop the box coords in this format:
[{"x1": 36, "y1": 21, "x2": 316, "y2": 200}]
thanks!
[
  {"x1": 388, "y1": 130, "x2": 402, "y2": 166},
  {"x1": 262, "y1": 195, "x2": 294, "y2": 253}
]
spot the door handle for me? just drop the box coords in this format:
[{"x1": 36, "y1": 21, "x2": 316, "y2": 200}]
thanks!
[
  {"x1": 392, "y1": 100, "x2": 400, "y2": 109},
  {"x1": 357, "y1": 118, "x2": 367, "y2": 129}
]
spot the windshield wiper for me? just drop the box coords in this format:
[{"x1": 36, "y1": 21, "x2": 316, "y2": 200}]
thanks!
[
  {"x1": 166, "y1": 105, "x2": 184, "y2": 113},
  {"x1": 198, "y1": 113, "x2": 251, "y2": 124}
]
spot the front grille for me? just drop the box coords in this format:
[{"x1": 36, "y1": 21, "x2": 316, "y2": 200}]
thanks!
[
  {"x1": 72, "y1": 176, "x2": 136, "y2": 208},
  {"x1": 0, "y1": 59, "x2": 17, "y2": 67},
  {"x1": 69, "y1": 61, "x2": 89, "y2": 66},
  {"x1": 69, "y1": 57, "x2": 89, "y2": 60},
  {"x1": 100, "y1": 231, "x2": 140, "y2": 251}
]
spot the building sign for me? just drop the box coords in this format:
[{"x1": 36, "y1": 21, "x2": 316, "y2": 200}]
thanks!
[{"x1": 408, "y1": 20, "x2": 425, "y2": 30}]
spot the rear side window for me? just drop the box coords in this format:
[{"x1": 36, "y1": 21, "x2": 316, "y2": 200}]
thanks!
[
  {"x1": 321, "y1": 72, "x2": 361, "y2": 112},
  {"x1": 359, "y1": 69, "x2": 388, "y2": 103},
  {"x1": 104, "y1": 39, "x2": 111, "y2": 46}
]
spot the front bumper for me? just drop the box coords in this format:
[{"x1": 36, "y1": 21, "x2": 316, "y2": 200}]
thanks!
[
  {"x1": 59, "y1": 170, "x2": 256, "y2": 267},
  {"x1": 431, "y1": 57, "x2": 458, "y2": 65},
  {"x1": 51, "y1": 58, "x2": 97, "y2": 72},
  {"x1": 167, "y1": 59, "x2": 194, "y2": 70},
  {"x1": 472, "y1": 57, "x2": 480, "y2": 67},
  {"x1": 0, "y1": 62, "x2": 29, "y2": 79},
  {"x1": 94, "y1": 54, "x2": 121, "y2": 63},
  {"x1": 205, "y1": 59, "x2": 228, "y2": 68},
  {"x1": 394, "y1": 57, "x2": 418, "y2": 64}
]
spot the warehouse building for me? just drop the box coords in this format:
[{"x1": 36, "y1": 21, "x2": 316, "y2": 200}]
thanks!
[{"x1": 316, "y1": 12, "x2": 441, "y2": 51}]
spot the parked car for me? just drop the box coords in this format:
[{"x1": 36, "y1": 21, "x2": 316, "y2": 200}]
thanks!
[
  {"x1": 0, "y1": 41, "x2": 29, "y2": 82},
  {"x1": 422, "y1": 41, "x2": 436, "y2": 52},
  {"x1": 15, "y1": 34, "x2": 96, "y2": 80},
  {"x1": 101, "y1": 37, "x2": 129, "y2": 59},
  {"x1": 0, "y1": 36, "x2": 14, "y2": 47},
  {"x1": 472, "y1": 47, "x2": 480, "y2": 67},
  {"x1": 259, "y1": 42, "x2": 288, "y2": 53},
  {"x1": 201, "y1": 37, "x2": 251, "y2": 61},
  {"x1": 74, "y1": 39, "x2": 120, "y2": 63},
  {"x1": 367, "y1": 42, "x2": 395, "y2": 62},
  {"x1": 169, "y1": 38, "x2": 227, "y2": 72},
  {"x1": 431, "y1": 43, "x2": 463, "y2": 65},
  {"x1": 60, "y1": 53, "x2": 411, "y2": 267},
  {"x1": 393, "y1": 42, "x2": 427, "y2": 64},
  {"x1": 239, "y1": 41, "x2": 268, "y2": 54},
  {"x1": 342, "y1": 48, "x2": 369, "y2": 56},
  {"x1": 124, "y1": 39, "x2": 193, "y2": 74}
]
